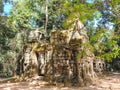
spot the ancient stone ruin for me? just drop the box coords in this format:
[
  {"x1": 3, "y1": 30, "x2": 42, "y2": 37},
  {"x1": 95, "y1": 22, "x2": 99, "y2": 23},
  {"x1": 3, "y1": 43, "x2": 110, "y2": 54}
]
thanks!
[{"x1": 21, "y1": 19, "x2": 98, "y2": 86}]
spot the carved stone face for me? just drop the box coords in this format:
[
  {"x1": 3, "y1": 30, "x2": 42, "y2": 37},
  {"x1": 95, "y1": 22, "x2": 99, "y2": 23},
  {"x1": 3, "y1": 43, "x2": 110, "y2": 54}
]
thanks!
[
  {"x1": 28, "y1": 30, "x2": 45, "y2": 42},
  {"x1": 29, "y1": 31, "x2": 35, "y2": 40},
  {"x1": 23, "y1": 52, "x2": 30, "y2": 72},
  {"x1": 39, "y1": 33, "x2": 45, "y2": 40}
]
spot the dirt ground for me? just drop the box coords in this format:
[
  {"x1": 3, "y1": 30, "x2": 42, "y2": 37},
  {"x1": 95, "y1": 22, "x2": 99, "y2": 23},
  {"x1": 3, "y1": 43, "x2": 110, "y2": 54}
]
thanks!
[{"x1": 0, "y1": 72, "x2": 120, "y2": 90}]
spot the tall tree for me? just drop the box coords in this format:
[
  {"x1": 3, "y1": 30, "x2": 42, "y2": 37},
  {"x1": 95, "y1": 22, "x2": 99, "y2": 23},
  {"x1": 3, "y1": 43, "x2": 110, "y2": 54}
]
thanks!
[{"x1": 45, "y1": 0, "x2": 48, "y2": 36}]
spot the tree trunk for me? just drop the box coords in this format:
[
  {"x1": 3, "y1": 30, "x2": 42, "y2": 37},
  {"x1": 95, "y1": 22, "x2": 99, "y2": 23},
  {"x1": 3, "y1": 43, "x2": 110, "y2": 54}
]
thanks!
[
  {"x1": 74, "y1": 50, "x2": 84, "y2": 86},
  {"x1": 45, "y1": 0, "x2": 48, "y2": 36},
  {"x1": 105, "y1": 0, "x2": 109, "y2": 6}
]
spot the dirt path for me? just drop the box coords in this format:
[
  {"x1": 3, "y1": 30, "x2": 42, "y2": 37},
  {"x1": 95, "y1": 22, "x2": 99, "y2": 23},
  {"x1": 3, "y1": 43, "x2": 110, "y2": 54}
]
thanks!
[{"x1": 0, "y1": 72, "x2": 120, "y2": 90}]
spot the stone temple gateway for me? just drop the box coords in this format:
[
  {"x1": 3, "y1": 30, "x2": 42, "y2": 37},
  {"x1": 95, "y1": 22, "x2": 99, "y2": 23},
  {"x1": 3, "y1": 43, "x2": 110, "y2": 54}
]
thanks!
[{"x1": 22, "y1": 19, "x2": 102, "y2": 86}]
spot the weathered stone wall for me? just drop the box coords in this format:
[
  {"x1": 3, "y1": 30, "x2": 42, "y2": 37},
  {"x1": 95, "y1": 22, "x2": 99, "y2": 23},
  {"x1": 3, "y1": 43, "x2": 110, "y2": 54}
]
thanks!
[{"x1": 22, "y1": 19, "x2": 98, "y2": 86}]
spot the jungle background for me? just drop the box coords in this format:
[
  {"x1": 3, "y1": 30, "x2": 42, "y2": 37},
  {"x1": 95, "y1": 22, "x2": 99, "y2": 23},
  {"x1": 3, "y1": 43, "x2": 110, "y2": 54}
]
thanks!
[{"x1": 0, "y1": 0, "x2": 120, "y2": 90}]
